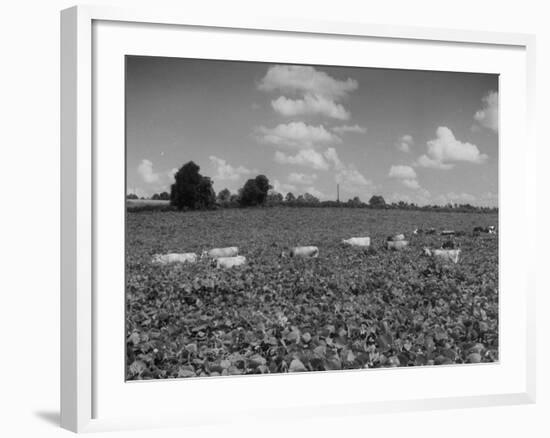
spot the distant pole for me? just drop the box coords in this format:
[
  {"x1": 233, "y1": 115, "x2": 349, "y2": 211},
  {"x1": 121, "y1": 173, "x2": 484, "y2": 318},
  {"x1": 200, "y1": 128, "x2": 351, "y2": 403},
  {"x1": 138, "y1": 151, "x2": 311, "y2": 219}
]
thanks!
[{"x1": 337, "y1": 184, "x2": 340, "y2": 203}]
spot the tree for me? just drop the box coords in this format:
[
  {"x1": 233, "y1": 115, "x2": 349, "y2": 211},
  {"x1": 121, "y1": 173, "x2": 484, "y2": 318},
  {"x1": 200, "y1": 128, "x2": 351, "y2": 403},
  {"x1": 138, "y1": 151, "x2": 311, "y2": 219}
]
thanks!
[
  {"x1": 126, "y1": 193, "x2": 138, "y2": 200},
  {"x1": 170, "y1": 161, "x2": 216, "y2": 210},
  {"x1": 253, "y1": 175, "x2": 271, "y2": 205},
  {"x1": 151, "y1": 193, "x2": 161, "y2": 200},
  {"x1": 368, "y1": 195, "x2": 386, "y2": 208},
  {"x1": 217, "y1": 188, "x2": 232, "y2": 205},
  {"x1": 195, "y1": 176, "x2": 216, "y2": 209},
  {"x1": 239, "y1": 175, "x2": 272, "y2": 207},
  {"x1": 285, "y1": 192, "x2": 296, "y2": 203},
  {"x1": 239, "y1": 180, "x2": 259, "y2": 207},
  {"x1": 159, "y1": 191, "x2": 170, "y2": 201},
  {"x1": 303, "y1": 193, "x2": 320, "y2": 203},
  {"x1": 348, "y1": 196, "x2": 362, "y2": 207},
  {"x1": 267, "y1": 191, "x2": 284, "y2": 204}
]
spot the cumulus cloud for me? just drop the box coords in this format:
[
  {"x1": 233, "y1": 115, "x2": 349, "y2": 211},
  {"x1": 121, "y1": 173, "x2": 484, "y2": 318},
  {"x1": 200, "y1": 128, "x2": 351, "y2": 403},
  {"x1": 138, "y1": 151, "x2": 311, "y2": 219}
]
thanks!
[
  {"x1": 126, "y1": 187, "x2": 149, "y2": 199},
  {"x1": 258, "y1": 65, "x2": 358, "y2": 100},
  {"x1": 388, "y1": 165, "x2": 417, "y2": 180},
  {"x1": 269, "y1": 133, "x2": 371, "y2": 198},
  {"x1": 275, "y1": 146, "x2": 370, "y2": 196},
  {"x1": 137, "y1": 159, "x2": 161, "y2": 184},
  {"x1": 479, "y1": 191, "x2": 498, "y2": 207},
  {"x1": 388, "y1": 192, "x2": 413, "y2": 204},
  {"x1": 415, "y1": 155, "x2": 454, "y2": 170},
  {"x1": 323, "y1": 147, "x2": 342, "y2": 169},
  {"x1": 331, "y1": 124, "x2": 367, "y2": 134},
  {"x1": 271, "y1": 94, "x2": 350, "y2": 120},
  {"x1": 396, "y1": 134, "x2": 414, "y2": 152},
  {"x1": 432, "y1": 191, "x2": 497, "y2": 207},
  {"x1": 434, "y1": 192, "x2": 477, "y2": 205},
  {"x1": 272, "y1": 179, "x2": 297, "y2": 194},
  {"x1": 274, "y1": 149, "x2": 330, "y2": 170},
  {"x1": 316, "y1": 147, "x2": 372, "y2": 194},
  {"x1": 389, "y1": 186, "x2": 432, "y2": 205},
  {"x1": 335, "y1": 167, "x2": 371, "y2": 194},
  {"x1": 272, "y1": 180, "x2": 326, "y2": 200},
  {"x1": 256, "y1": 122, "x2": 341, "y2": 150},
  {"x1": 389, "y1": 164, "x2": 423, "y2": 191},
  {"x1": 209, "y1": 156, "x2": 252, "y2": 181},
  {"x1": 474, "y1": 91, "x2": 498, "y2": 132},
  {"x1": 259, "y1": 65, "x2": 358, "y2": 120},
  {"x1": 327, "y1": 147, "x2": 371, "y2": 193},
  {"x1": 402, "y1": 179, "x2": 421, "y2": 190},
  {"x1": 305, "y1": 186, "x2": 326, "y2": 199},
  {"x1": 415, "y1": 126, "x2": 488, "y2": 169},
  {"x1": 288, "y1": 172, "x2": 318, "y2": 185}
]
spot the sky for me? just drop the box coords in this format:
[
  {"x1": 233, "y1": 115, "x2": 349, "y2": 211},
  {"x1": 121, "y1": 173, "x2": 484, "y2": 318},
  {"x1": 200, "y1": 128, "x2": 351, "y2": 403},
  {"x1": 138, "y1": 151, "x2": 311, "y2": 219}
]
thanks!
[{"x1": 126, "y1": 56, "x2": 498, "y2": 206}]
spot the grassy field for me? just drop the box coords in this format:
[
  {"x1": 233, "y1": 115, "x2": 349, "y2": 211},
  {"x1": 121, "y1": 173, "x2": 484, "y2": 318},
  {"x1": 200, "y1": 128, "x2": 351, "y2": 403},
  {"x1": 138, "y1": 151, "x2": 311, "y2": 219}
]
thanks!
[{"x1": 126, "y1": 207, "x2": 498, "y2": 380}]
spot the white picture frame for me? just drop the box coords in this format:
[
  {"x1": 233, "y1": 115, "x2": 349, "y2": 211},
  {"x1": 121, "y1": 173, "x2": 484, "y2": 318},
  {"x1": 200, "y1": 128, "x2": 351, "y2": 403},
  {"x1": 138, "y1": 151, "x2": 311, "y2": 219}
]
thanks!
[{"x1": 60, "y1": 4, "x2": 536, "y2": 433}]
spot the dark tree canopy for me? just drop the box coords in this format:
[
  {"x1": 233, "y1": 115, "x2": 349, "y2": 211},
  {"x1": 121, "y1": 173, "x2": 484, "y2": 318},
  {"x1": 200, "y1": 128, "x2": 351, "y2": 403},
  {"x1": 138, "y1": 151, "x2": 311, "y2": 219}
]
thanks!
[
  {"x1": 267, "y1": 191, "x2": 284, "y2": 204},
  {"x1": 126, "y1": 193, "x2": 138, "y2": 200},
  {"x1": 239, "y1": 175, "x2": 272, "y2": 207},
  {"x1": 170, "y1": 161, "x2": 216, "y2": 210},
  {"x1": 217, "y1": 188, "x2": 232, "y2": 204},
  {"x1": 151, "y1": 192, "x2": 170, "y2": 201},
  {"x1": 368, "y1": 195, "x2": 386, "y2": 208},
  {"x1": 253, "y1": 175, "x2": 271, "y2": 205},
  {"x1": 303, "y1": 193, "x2": 320, "y2": 203},
  {"x1": 285, "y1": 192, "x2": 296, "y2": 202},
  {"x1": 348, "y1": 196, "x2": 362, "y2": 207}
]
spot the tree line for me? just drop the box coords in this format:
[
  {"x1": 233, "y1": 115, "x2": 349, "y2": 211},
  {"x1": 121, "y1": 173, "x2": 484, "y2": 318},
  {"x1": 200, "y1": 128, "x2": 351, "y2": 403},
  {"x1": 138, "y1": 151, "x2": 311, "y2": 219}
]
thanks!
[{"x1": 127, "y1": 160, "x2": 497, "y2": 213}]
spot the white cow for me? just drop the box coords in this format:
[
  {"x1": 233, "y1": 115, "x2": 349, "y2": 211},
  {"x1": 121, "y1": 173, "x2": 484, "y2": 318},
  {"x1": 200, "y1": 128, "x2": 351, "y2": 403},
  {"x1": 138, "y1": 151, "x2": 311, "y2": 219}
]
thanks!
[
  {"x1": 215, "y1": 255, "x2": 246, "y2": 268},
  {"x1": 282, "y1": 246, "x2": 319, "y2": 258},
  {"x1": 423, "y1": 247, "x2": 461, "y2": 264},
  {"x1": 342, "y1": 237, "x2": 371, "y2": 247},
  {"x1": 387, "y1": 240, "x2": 409, "y2": 250},
  {"x1": 388, "y1": 234, "x2": 405, "y2": 242},
  {"x1": 440, "y1": 230, "x2": 456, "y2": 236},
  {"x1": 152, "y1": 253, "x2": 198, "y2": 265},
  {"x1": 201, "y1": 246, "x2": 239, "y2": 259}
]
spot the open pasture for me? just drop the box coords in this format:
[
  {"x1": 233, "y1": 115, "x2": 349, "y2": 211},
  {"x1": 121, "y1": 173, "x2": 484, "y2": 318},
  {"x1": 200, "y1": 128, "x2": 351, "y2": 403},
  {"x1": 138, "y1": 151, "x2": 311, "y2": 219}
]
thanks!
[{"x1": 126, "y1": 207, "x2": 498, "y2": 379}]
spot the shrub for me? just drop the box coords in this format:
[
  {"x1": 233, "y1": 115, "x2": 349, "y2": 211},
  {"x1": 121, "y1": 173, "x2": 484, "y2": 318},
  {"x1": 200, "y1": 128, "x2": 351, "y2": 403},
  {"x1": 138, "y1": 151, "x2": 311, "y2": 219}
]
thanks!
[
  {"x1": 170, "y1": 161, "x2": 216, "y2": 210},
  {"x1": 239, "y1": 175, "x2": 272, "y2": 207}
]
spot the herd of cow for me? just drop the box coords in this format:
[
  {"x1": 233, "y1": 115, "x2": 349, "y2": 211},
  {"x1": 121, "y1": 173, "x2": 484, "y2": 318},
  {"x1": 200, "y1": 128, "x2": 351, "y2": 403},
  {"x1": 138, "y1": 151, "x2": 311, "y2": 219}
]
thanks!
[{"x1": 151, "y1": 224, "x2": 497, "y2": 268}]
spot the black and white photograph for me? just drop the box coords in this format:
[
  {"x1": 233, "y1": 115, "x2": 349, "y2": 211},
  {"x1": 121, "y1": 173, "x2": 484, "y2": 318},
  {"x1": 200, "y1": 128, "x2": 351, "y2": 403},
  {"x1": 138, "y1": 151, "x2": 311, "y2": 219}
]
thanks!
[{"x1": 125, "y1": 56, "x2": 499, "y2": 380}]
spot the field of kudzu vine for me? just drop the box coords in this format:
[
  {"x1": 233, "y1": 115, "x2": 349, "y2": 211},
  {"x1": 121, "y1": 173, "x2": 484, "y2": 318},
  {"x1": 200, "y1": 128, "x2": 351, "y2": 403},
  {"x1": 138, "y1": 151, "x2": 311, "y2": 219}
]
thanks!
[{"x1": 126, "y1": 207, "x2": 498, "y2": 380}]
